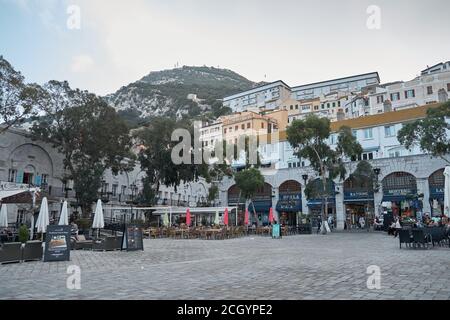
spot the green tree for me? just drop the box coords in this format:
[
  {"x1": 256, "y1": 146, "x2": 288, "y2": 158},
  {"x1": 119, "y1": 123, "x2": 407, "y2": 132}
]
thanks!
[
  {"x1": 234, "y1": 167, "x2": 265, "y2": 226},
  {"x1": 31, "y1": 81, "x2": 134, "y2": 217},
  {"x1": 0, "y1": 56, "x2": 41, "y2": 133},
  {"x1": 398, "y1": 102, "x2": 450, "y2": 164},
  {"x1": 134, "y1": 117, "x2": 213, "y2": 205},
  {"x1": 287, "y1": 115, "x2": 362, "y2": 233}
]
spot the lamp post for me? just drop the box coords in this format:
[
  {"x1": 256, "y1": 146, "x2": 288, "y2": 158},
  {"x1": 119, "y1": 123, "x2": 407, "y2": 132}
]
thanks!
[
  {"x1": 302, "y1": 174, "x2": 308, "y2": 227},
  {"x1": 370, "y1": 168, "x2": 381, "y2": 230}
]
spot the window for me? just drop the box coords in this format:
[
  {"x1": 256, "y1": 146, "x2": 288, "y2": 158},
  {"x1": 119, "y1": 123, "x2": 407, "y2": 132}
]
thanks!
[
  {"x1": 229, "y1": 127, "x2": 232, "y2": 132},
  {"x1": 288, "y1": 163, "x2": 292, "y2": 168},
  {"x1": 295, "y1": 105, "x2": 299, "y2": 110},
  {"x1": 389, "y1": 150, "x2": 401, "y2": 158},
  {"x1": 8, "y1": 169, "x2": 17, "y2": 182},
  {"x1": 447, "y1": 83, "x2": 450, "y2": 92},
  {"x1": 261, "y1": 123, "x2": 265, "y2": 129},
  {"x1": 290, "y1": 105, "x2": 293, "y2": 110},
  {"x1": 101, "y1": 183, "x2": 109, "y2": 194},
  {"x1": 205, "y1": 141, "x2": 208, "y2": 146},
  {"x1": 314, "y1": 106, "x2": 319, "y2": 110},
  {"x1": 112, "y1": 184, "x2": 118, "y2": 196},
  {"x1": 41, "y1": 174, "x2": 48, "y2": 185},
  {"x1": 241, "y1": 124, "x2": 245, "y2": 130},
  {"x1": 235, "y1": 125, "x2": 238, "y2": 131},
  {"x1": 427, "y1": 86, "x2": 433, "y2": 95},
  {"x1": 390, "y1": 92, "x2": 400, "y2": 101},
  {"x1": 327, "y1": 103, "x2": 330, "y2": 109},
  {"x1": 338, "y1": 101, "x2": 341, "y2": 107},
  {"x1": 321, "y1": 104, "x2": 324, "y2": 109},
  {"x1": 332, "y1": 102, "x2": 336, "y2": 108},
  {"x1": 121, "y1": 185, "x2": 126, "y2": 195},
  {"x1": 224, "y1": 128, "x2": 227, "y2": 134},
  {"x1": 247, "y1": 122, "x2": 251, "y2": 129},
  {"x1": 384, "y1": 125, "x2": 395, "y2": 137},
  {"x1": 405, "y1": 89, "x2": 415, "y2": 99},
  {"x1": 376, "y1": 95, "x2": 384, "y2": 104},
  {"x1": 363, "y1": 128, "x2": 373, "y2": 139}
]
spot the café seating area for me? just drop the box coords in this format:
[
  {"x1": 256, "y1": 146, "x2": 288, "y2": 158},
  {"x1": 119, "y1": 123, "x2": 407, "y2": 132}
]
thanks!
[
  {"x1": 143, "y1": 224, "x2": 311, "y2": 240},
  {"x1": 71, "y1": 234, "x2": 123, "y2": 251},
  {"x1": 398, "y1": 227, "x2": 450, "y2": 249},
  {"x1": 0, "y1": 240, "x2": 43, "y2": 264}
]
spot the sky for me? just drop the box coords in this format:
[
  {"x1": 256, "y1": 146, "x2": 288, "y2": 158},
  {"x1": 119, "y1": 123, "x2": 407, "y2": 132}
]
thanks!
[{"x1": 1, "y1": 0, "x2": 450, "y2": 96}]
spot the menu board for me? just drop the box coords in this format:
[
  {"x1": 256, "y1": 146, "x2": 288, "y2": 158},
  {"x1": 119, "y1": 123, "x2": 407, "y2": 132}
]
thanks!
[
  {"x1": 121, "y1": 224, "x2": 144, "y2": 251},
  {"x1": 44, "y1": 225, "x2": 71, "y2": 262},
  {"x1": 272, "y1": 224, "x2": 281, "y2": 239}
]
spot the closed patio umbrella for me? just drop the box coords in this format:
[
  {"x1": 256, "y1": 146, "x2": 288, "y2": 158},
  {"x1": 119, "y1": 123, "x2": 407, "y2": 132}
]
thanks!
[
  {"x1": 269, "y1": 207, "x2": 274, "y2": 224},
  {"x1": 244, "y1": 208, "x2": 249, "y2": 226},
  {"x1": 0, "y1": 204, "x2": 8, "y2": 228},
  {"x1": 36, "y1": 197, "x2": 50, "y2": 235},
  {"x1": 224, "y1": 208, "x2": 229, "y2": 226},
  {"x1": 214, "y1": 210, "x2": 220, "y2": 226},
  {"x1": 444, "y1": 166, "x2": 450, "y2": 217},
  {"x1": 58, "y1": 201, "x2": 69, "y2": 225},
  {"x1": 92, "y1": 199, "x2": 105, "y2": 238},
  {"x1": 186, "y1": 208, "x2": 191, "y2": 227},
  {"x1": 163, "y1": 212, "x2": 169, "y2": 227}
]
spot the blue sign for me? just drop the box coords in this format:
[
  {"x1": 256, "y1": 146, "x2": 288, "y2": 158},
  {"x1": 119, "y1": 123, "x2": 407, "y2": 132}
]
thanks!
[
  {"x1": 276, "y1": 193, "x2": 302, "y2": 212},
  {"x1": 429, "y1": 187, "x2": 444, "y2": 200},
  {"x1": 344, "y1": 191, "x2": 374, "y2": 203}
]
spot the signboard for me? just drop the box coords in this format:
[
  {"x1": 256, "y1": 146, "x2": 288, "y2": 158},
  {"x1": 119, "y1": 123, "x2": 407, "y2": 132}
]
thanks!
[
  {"x1": 121, "y1": 224, "x2": 144, "y2": 251},
  {"x1": 272, "y1": 224, "x2": 281, "y2": 239},
  {"x1": 344, "y1": 191, "x2": 374, "y2": 201},
  {"x1": 44, "y1": 225, "x2": 71, "y2": 262},
  {"x1": 383, "y1": 188, "x2": 416, "y2": 197},
  {"x1": 276, "y1": 193, "x2": 302, "y2": 212},
  {"x1": 429, "y1": 187, "x2": 444, "y2": 200}
]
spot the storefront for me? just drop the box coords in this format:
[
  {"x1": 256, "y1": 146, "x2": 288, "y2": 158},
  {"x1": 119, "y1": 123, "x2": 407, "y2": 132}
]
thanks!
[
  {"x1": 229, "y1": 183, "x2": 273, "y2": 226},
  {"x1": 343, "y1": 176, "x2": 374, "y2": 229},
  {"x1": 428, "y1": 169, "x2": 444, "y2": 217},
  {"x1": 381, "y1": 172, "x2": 420, "y2": 219},
  {"x1": 306, "y1": 179, "x2": 336, "y2": 227},
  {"x1": 276, "y1": 180, "x2": 302, "y2": 226}
]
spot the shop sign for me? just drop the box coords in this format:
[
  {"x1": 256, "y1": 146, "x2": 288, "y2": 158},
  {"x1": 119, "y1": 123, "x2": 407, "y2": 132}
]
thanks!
[
  {"x1": 344, "y1": 191, "x2": 373, "y2": 200},
  {"x1": 383, "y1": 188, "x2": 416, "y2": 197}
]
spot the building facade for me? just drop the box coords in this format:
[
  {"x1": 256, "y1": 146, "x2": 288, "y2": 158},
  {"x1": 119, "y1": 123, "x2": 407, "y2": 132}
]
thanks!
[{"x1": 218, "y1": 104, "x2": 448, "y2": 230}]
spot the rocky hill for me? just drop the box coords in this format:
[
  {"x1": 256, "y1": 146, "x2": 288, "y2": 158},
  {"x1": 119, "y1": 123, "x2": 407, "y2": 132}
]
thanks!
[{"x1": 104, "y1": 66, "x2": 261, "y2": 126}]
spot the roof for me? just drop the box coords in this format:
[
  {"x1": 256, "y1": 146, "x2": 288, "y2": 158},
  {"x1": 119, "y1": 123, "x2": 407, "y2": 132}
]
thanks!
[
  {"x1": 329, "y1": 103, "x2": 439, "y2": 131},
  {"x1": 421, "y1": 61, "x2": 449, "y2": 73},
  {"x1": 291, "y1": 72, "x2": 380, "y2": 91},
  {"x1": 223, "y1": 80, "x2": 291, "y2": 102},
  {"x1": 256, "y1": 103, "x2": 440, "y2": 142}
]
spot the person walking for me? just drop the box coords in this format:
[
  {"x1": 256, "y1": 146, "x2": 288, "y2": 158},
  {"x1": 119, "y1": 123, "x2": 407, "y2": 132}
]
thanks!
[{"x1": 316, "y1": 218, "x2": 322, "y2": 234}]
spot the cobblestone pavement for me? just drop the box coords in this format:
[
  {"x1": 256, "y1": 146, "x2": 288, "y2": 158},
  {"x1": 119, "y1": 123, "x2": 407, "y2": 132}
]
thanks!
[{"x1": 0, "y1": 232, "x2": 449, "y2": 300}]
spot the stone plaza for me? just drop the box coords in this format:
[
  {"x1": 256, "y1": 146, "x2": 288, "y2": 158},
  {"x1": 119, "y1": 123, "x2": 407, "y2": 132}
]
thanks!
[{"x1": 0, "y1": 232, "x2": 449, "y2": 300}]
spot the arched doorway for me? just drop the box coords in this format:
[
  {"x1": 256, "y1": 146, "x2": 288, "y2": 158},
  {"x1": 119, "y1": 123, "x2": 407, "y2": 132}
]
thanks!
[
  {"x1": 227, "y1": 185, "x2": 245, "y2": 226},
  {"x1": 343, "y1": 175, "x2": 374, "y2": 229},
  {"x1": 306, "y1": 178, "x2": 336, "y2": 228},
  {"x1": 277, "y1": 180, "x2": 302, "y2": 226},
  {"x1": 382, "y1": 172, "x2": 419, "y2": 219},
  {"x1": 248, "y1": 183, "x2": 272, "y2": 226},
  {"x1": 429, "y1": 169, "x2": 444, "y2": 217}
]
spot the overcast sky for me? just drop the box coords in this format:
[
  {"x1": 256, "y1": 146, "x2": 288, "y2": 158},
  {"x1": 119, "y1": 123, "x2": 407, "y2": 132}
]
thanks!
[{"x1": 1, "y1": 0, "x2": 450, "y2": 95}]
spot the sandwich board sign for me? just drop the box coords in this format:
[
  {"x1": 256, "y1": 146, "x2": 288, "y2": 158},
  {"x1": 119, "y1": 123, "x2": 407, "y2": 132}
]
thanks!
[
  {"x1": 121, "y1": 224, "x2": 144, "y2": 251},
  {"x1": 272, "y1": 223, "x2": 281, "y2": 239},
  {"x1": 44, "y1": 225, "x2": 71, "y2": 262}
]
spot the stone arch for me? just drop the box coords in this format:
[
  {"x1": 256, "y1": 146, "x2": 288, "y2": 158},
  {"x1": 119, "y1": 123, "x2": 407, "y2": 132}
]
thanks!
[
  {"x1": 9, "y1": 143, "x2": 55, "y2": 177},
  {"x1": 382, "y1": 172, "x2": 417, "y2": 191},
  {"x1": 428, "y1": 168, "x2": 444, "y2": 188},
  {"x1": 279, "y1": 180, "x2": 302, "y2": 193}
]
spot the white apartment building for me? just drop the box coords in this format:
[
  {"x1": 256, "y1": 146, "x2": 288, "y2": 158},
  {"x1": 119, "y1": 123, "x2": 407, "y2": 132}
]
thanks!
[
  {"x1": 199, "y1": 120, "x2": 223, "y2": 150},
  {"x1": 421, "y1": 61, "x2": 450, "y2": 75},
  {"x1": 369, "y1": 70, "x2": 450, "y2": 114},
  {"x1": 223, "y1": 81, "x2": 291, "y2": 113},
  {"x1": 291, "y1": 72, "x2": 380, "y2": 101}
]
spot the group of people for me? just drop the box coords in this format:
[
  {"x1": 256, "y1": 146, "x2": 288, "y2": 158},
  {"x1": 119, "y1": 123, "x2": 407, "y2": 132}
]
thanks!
[{"x1": 387, "y1": 213, "x2": 450, "y2": 237}]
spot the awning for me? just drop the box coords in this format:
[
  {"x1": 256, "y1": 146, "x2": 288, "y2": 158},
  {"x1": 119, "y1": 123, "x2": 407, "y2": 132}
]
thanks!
[
  {"x1": 249, "y1": 201, "x2": 272, "y2": 213},
  {"x1": 382, "y1": 195, "x2": 416, "y2": 202},
  {"x1": 0, "y1": 188, "x2": 40, "y2": 201},
  {"x1": 307, "y1": 198, "x2": 335, "y2": 207},
  {"x1": 344, "y1": 198, "x2": 374, "y2": 204}
]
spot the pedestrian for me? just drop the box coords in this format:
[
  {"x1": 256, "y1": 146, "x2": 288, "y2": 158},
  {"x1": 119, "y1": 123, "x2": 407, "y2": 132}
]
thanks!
[
  {"x1": 359, "y1": 216, "x2": 365, "y2": 229},
  {"x1": 317, "y1": 219, "x2": 322, "y2": 234},
  {"x1": 394, "y1": 218, "x2": 402, "y2": 238}
]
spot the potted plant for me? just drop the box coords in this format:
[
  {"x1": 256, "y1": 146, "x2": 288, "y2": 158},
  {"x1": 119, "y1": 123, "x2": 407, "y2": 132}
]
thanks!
[{"x1": 18, "y1": 225, "x2": 30, "y2": 243}]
